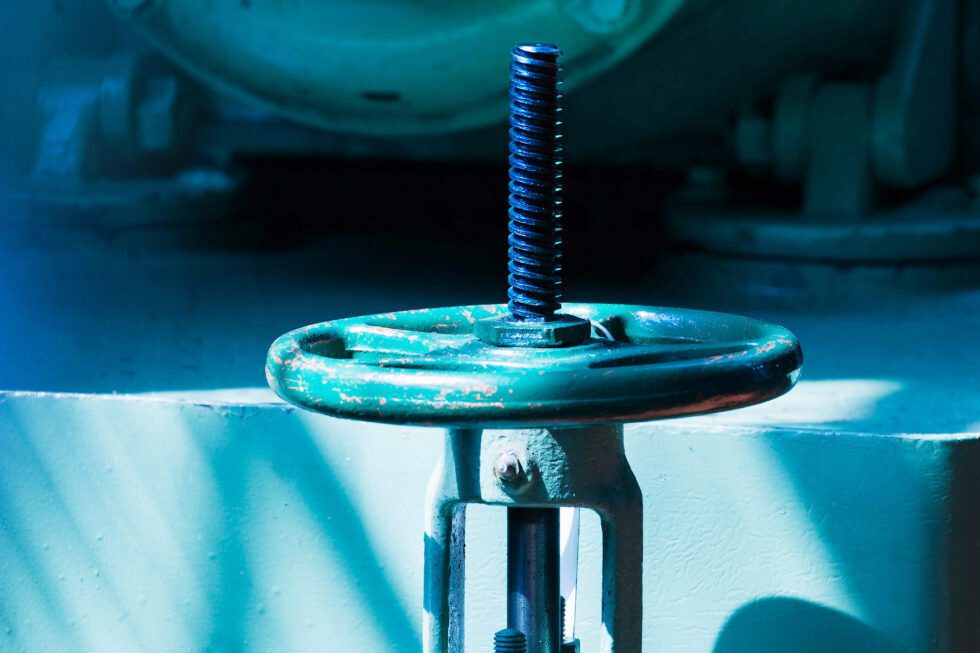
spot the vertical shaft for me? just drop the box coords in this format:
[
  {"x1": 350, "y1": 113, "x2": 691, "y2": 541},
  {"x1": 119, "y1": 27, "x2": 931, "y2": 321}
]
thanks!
[
  {"x1": 508, "y1": 508, "x2": 561, "y2": 653},
  {"x1": 507, "y1": 43, "x2": 564, "y2": 322},
  {"x1": 504, "y1": 42, "x2": 566, "y2": 653}
]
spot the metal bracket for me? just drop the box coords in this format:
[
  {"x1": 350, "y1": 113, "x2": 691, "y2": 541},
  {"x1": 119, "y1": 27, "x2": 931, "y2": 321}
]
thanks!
[{"x1": 423, "y1": 425, "x2": 643, "y2": 653}]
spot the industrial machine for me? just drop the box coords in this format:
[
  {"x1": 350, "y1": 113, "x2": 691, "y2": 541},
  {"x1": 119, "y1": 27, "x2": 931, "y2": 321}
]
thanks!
[
  {"x1": 3, "y1": 0, "x2": 979, "y2": 299},
  {"x1": 1, "y1": 2, "x2": 980, "y2": 653}
]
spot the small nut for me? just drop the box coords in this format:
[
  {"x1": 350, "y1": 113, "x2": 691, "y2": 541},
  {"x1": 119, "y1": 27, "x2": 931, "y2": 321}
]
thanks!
[
  {"x1": 493, "y1": 452, "x2": 522, "y2": 485},
  {"x1": 474, "y1": 314, "x2": 591, "y2": 348}
]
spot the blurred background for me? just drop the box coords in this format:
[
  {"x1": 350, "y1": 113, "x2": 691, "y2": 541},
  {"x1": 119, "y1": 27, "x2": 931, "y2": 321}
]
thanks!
[{"x1": 1, "y1": 0, "x2": 979, "y2": 651}]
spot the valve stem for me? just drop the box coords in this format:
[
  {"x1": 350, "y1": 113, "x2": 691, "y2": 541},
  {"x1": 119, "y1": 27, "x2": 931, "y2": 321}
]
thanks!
[{"x1": 507, "y1": 43, "x2": 564, "y2": 322}]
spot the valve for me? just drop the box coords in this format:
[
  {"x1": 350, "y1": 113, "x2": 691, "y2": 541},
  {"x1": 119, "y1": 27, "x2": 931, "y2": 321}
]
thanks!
[{"x1": 267, "y1": 44, "x2": 802, "y2": 653}]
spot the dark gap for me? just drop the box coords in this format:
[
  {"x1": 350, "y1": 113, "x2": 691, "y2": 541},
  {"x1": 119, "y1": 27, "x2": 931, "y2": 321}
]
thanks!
[{"x1": 363, "y1": 91, "x2": 402, "y2": 103}]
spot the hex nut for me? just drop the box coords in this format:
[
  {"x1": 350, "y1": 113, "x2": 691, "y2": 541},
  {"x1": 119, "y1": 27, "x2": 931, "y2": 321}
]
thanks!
[{"x1": 474, "y1": 314, "x2": 591, "y2": 348}]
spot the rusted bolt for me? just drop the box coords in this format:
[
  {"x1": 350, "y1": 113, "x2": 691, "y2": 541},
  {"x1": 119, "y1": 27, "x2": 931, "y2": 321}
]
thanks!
[{"x1": 494, "y1": 451, "x2": 523, "y2": 485}]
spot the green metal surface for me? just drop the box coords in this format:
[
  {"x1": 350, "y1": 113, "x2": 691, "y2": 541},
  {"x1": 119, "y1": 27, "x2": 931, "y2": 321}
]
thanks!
[
  {"x1": 108, "y1": 0, "x2": 687, "y2": 136},
  {"x1": 424, "y1": 425, "x2": 642, "y2": 653},
  {"x1": 266, "y1": 303, "x2": 802, "y2": 428}
]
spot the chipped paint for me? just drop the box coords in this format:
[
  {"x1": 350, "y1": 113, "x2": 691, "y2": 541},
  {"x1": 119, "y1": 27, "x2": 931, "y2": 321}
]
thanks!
[{"x1": 266, "y1": 303, "x2": 802, "y2": 428}]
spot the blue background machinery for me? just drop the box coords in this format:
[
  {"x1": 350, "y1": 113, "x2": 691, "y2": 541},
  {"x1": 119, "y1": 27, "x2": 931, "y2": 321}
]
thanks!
[{"x1": 1, "y1": 0, "x2": 980, "y2": 651}]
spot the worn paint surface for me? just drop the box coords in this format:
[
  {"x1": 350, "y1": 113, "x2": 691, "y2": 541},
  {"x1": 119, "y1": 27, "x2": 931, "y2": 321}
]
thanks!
[
  {"x1": 266, "y1": 303, "x2": 802, "y2": 428},
  {"x1": 424, "y1": 426, "x2": 642, "y2": 653},
  {"x1": 268, "y1": 303, "x2": 802, "y2": 652}
]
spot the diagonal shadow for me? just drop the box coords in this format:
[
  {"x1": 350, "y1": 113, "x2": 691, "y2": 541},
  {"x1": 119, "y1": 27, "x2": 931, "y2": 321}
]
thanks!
[
  {"x1": 202, "y1": 434, "x2": 253, "y2": 652},
  {"x1": 760, "y1": 375, "x2": 980, "y2": 646},
  {"x1": 0, "y1": 479, "x2": 77, "y2": 651},
  {"x1": 250, "y1": 410, "x2": 422, "y2": 652},
  {"x1": 2, "y1": 403, "x2": 204, "y2": 650},
  {"x1": 713, "y1": 596, "x2": 904, "y2": 653}
]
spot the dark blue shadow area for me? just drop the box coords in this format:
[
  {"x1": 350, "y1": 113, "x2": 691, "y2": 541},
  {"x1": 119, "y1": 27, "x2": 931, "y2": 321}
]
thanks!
[
  {"x1": 948, "y1": 442, "x2": 980, "y2": 650},
  {"x1": 713, "y1": 597, "x2": 902, "y2": 653},
  {"x1": 0, "y1": 241, "x2": 499, "y2": 395}
]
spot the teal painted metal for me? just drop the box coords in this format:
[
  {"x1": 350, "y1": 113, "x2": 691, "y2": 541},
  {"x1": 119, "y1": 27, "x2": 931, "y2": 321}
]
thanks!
[
  {"x1": 424, "y1": 425, "x2": 642, "y2": 653},
  {"x1": 267, "y1": 301, "x2": 802, "y2": 653},
  {"x1": 106, "y1": 0, "x2": 689, "y2": 136},
  {"x1": 266, "y1": 303, "x2": 802, "y2": 428}
]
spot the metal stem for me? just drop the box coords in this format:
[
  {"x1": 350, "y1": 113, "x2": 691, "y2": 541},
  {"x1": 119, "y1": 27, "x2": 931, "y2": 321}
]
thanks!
[
  {"x1": 504, "y1": 42, "x2": 568, "y2": 653},
  {"x1": 507, "y1": 507, "x2": 561, "y2": 653},
  {"x1": 507, "y1": 43, "x2": 563, "y2": 322}
]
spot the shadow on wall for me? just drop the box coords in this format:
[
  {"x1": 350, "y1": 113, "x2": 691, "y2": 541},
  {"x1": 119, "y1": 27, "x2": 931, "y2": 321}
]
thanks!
[
  {"x1": 0, "y1": 396, "x2": 423, "y2": 652},
  {"x1": 713, "y1": 597, "x2": 903, "y2": 653}
]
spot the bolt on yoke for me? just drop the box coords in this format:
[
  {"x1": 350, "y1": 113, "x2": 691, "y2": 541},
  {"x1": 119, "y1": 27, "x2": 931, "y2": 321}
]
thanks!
[{"x1": 266, "y1": 44, "x2": 803, "y2": 653}]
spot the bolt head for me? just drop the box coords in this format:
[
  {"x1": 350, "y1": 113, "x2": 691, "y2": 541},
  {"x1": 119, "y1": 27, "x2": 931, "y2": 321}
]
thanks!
[{"x1": 493, "y1": 452, "x2": 522, "y2": 484}]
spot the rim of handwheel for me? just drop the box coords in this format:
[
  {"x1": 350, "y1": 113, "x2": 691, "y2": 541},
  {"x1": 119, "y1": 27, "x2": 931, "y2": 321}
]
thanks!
[{"x1": 266, "y1": 303, "x2": 803, "y2": 428}]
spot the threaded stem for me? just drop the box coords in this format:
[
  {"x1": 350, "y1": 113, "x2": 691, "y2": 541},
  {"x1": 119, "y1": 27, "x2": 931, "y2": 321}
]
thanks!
[
  {"x1": 560, "y1": 595, "x2": 567, "y2": 642},
  {"x1": 507, "y1": 43, "x2": 563, "y2": 322},
  {"x1": 494, "y1": 628, "x2": 527, "y2": 653}
]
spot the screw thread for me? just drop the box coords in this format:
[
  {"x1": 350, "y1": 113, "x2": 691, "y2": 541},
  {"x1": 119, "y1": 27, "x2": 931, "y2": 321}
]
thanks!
[
  {"x1": 494, "y1": 628, "x2": 527, "y2": 653},
  {"x1": 507, "y1": 43, "x2": 563, "y2": 322},
  {"x1": 560, "y1": 595, "x2": 567, "y2": 642}
]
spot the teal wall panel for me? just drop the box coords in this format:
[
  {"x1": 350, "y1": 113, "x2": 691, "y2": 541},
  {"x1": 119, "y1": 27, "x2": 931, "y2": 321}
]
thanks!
[{"x1": 1, "y1": 389, "x2": 976, "y2": 651}]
